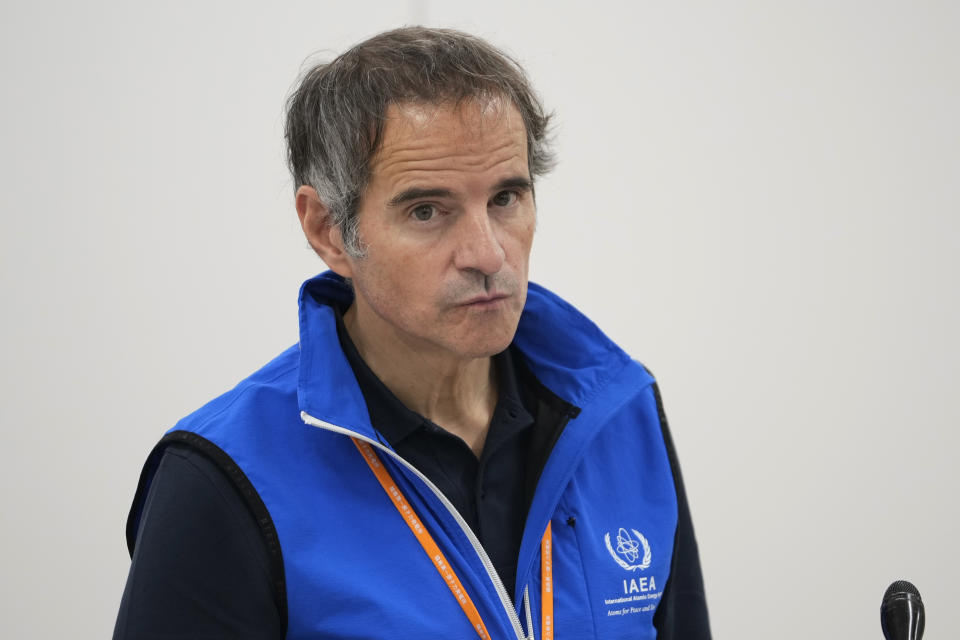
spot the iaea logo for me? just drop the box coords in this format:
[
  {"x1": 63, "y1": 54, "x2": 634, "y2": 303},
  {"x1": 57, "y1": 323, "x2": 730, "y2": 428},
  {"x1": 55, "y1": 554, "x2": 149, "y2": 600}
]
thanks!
[{"x1": 603, "y1": 527, "x2": 651, "y2": 571}]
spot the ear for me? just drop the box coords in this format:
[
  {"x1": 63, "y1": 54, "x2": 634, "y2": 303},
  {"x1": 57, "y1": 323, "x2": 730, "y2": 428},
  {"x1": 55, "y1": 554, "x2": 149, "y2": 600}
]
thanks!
[{"x1": 296, "y1": 186, "x2": 355, "y2": 279}]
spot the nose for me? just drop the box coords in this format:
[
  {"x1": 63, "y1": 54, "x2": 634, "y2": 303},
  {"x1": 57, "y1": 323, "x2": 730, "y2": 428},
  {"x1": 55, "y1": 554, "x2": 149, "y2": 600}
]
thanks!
[{"x1": 452, "y1": 206, "x2": 506, "y2": 276}]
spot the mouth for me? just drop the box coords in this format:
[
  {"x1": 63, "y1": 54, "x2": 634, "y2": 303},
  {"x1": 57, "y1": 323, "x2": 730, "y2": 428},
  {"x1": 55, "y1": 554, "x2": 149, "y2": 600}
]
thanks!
[{"x1": 459, "y1": 293, "x2": 510, "y2": 309}]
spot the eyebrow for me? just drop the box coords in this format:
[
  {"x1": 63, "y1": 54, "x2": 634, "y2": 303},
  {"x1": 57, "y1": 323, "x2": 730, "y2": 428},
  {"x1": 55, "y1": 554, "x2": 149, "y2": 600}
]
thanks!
[
  {"x1": 385, "y1": 176, "x2": 534, "y2": 208},
  {"x1": 496, "y1": 176, "x2": 534, "y2": 193},
  {"x1": 387, "y1": 187, "x2": 454, "y2": 208}
]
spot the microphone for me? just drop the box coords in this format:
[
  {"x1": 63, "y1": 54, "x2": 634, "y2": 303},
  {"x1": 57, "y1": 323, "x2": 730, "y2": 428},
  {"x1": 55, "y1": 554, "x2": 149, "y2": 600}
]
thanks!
[{"x1": 881, "y1": 580, "x2": 925, "y2": 640}]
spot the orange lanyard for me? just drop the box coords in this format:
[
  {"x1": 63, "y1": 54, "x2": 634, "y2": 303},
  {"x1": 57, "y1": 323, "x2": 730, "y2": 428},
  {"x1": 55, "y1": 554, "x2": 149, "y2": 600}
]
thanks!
[
  {"x1": 352, "y1": 438, "x2": 553, "y2": 640},
  {"x1": 541, "y1": 521, "x2": 554, "y2": 640}
]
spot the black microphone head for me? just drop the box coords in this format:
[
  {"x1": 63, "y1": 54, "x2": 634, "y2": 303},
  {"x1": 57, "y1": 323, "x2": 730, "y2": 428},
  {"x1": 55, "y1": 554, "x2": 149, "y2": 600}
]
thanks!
[
  {"x1": 884, "y1": 580, "x2": 921, "y2": 601},
  {"x1": 881, "y1": 580, "x2": 925, "y2": 640}
]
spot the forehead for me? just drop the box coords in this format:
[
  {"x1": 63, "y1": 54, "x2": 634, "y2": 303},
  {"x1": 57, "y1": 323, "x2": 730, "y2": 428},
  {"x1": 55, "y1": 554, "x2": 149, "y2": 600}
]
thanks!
[{"x1": 368, "y1": 98, "x2": 529, "y2": 187}]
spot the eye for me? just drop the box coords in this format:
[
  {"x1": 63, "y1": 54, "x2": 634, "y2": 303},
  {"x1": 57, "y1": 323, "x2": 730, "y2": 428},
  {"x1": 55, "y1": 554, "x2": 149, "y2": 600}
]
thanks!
[
  {"x1": 490, "y1": 190, "x2": 519, "y2": 208},
  {"x1": 411, "y1": 203, "x2": 438, "y2": 222}
]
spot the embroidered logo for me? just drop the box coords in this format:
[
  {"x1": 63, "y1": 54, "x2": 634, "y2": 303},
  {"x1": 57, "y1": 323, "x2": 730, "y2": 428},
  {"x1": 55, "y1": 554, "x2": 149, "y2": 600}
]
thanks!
[{"x1": 604, "y1": 527, "x2": 651, "y2": 571}]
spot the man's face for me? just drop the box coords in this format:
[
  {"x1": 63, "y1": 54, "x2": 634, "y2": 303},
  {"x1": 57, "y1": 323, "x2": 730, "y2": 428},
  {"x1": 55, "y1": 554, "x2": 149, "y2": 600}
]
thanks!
[{"x1": 340, "y1": 98, "x2": 535, "y2": 361}]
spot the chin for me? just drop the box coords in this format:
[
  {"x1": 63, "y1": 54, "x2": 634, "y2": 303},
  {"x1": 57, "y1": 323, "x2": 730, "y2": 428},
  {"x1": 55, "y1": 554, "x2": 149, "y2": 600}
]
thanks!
[{"x1": 454, "y1": 328, "x2": 517, "y2": 359}]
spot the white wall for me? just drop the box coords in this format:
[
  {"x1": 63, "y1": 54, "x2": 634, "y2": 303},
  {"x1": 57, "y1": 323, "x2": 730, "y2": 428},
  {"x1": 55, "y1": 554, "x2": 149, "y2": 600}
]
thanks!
[{"x1": 2, "y1": 1, "x2": 957, "y2": 637}]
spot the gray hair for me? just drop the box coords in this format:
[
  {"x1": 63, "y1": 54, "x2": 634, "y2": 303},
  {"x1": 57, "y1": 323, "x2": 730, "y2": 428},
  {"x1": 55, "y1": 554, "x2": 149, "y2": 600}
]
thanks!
[{"x1": 285, "y1": 26, "x2": 555, "y2": 257}]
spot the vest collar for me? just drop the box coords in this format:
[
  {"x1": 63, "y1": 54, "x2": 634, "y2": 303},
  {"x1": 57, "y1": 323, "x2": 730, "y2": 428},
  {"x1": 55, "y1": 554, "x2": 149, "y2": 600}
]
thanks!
[{"x1": 296, "y1": 272, "x2": 380, "y2": 440}]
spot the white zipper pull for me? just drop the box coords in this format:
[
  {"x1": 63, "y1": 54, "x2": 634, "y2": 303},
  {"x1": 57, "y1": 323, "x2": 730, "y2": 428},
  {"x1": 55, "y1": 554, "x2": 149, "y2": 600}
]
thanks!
[{"x1": 523, "y1": 585, "x2": 536, "y2": 640}]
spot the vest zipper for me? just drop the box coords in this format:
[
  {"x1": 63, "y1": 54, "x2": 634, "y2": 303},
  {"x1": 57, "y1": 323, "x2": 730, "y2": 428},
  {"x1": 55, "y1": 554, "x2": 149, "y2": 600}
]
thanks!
[
  {"x1": 523, "y1": 585, "x2": 536, "y2": 640},
  {"x1": 300, "y1": 411, "x2": 527, "y2": 640}
]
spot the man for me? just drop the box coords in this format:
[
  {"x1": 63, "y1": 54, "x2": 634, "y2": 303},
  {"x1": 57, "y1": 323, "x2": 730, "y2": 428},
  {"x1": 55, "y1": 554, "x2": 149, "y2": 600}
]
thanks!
[{"x1": 115, "y1": 27, "x2": 710, "y2": 639}]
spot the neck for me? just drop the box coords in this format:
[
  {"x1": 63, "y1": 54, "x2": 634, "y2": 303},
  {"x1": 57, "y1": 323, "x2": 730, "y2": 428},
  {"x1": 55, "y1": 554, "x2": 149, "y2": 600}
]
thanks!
[{"x1": 343, "y1": 305, "x2": 498, "y2": 457}]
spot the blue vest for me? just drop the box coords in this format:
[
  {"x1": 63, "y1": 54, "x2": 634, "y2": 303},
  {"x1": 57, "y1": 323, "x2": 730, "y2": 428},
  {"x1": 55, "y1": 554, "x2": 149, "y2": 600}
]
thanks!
[{"x1": 136, "y1": 272, "x2": 678, "y2": 639}]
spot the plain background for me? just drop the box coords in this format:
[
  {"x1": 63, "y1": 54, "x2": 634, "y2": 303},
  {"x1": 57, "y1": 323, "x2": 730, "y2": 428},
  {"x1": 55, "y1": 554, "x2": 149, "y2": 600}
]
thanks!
[{"x1": 2, "y1": 1, "x2": 957, "y2": 637}]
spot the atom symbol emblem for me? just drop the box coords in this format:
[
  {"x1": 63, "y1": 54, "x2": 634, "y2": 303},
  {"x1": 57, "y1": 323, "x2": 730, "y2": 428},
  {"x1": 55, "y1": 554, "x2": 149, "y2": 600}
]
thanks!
[
  {"x1": 615, "y1": 528, "x2": 641, "y2": 562},
  {"x1": 604, "y1": 527, "x2": 652, "y2": 571}
]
